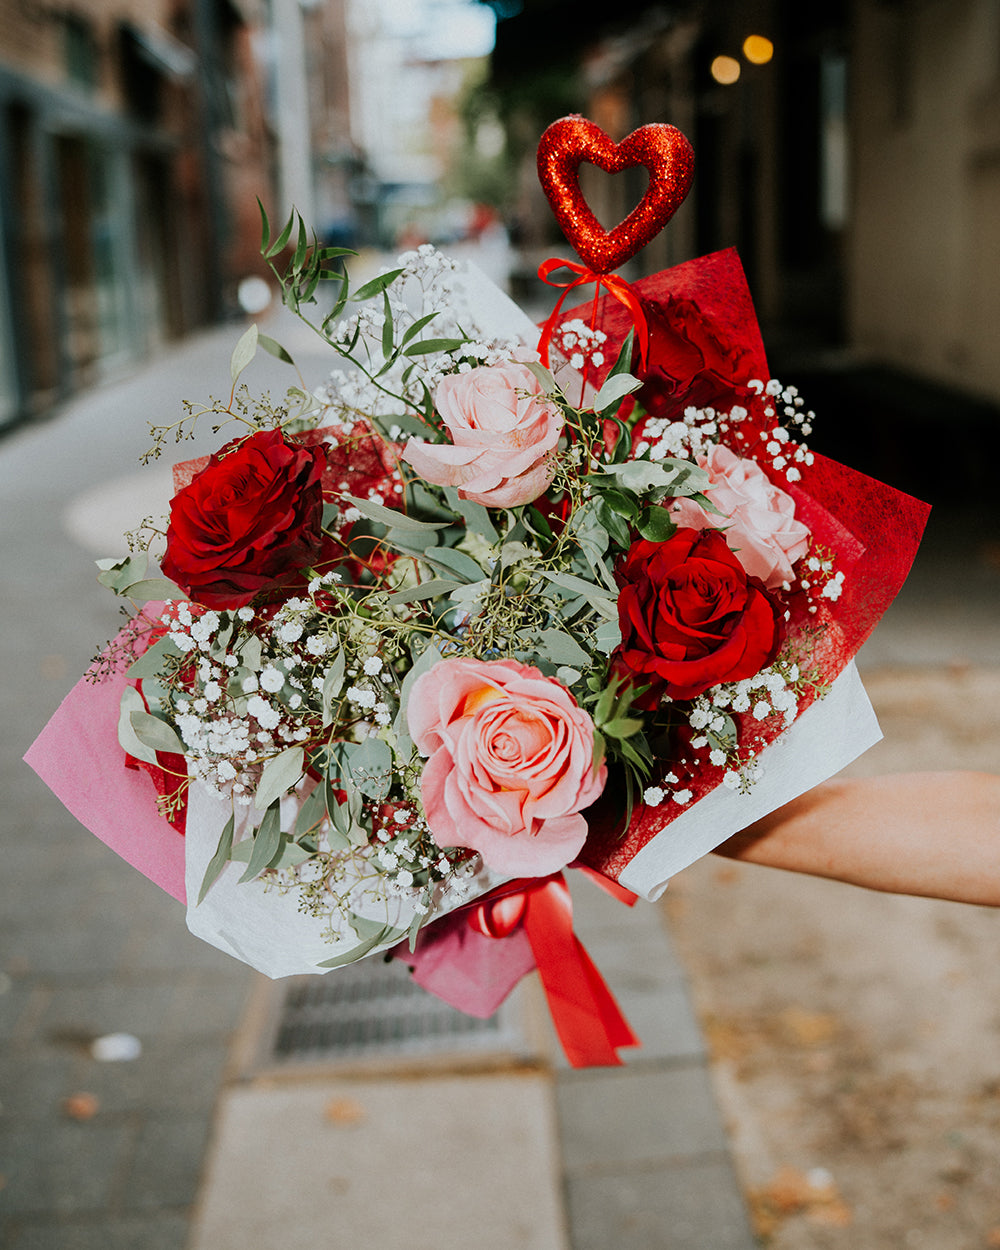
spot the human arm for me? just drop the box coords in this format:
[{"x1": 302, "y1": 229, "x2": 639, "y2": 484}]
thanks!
[{"x1": 713, "y1": 771, "x2": 1000, "y2": 906}]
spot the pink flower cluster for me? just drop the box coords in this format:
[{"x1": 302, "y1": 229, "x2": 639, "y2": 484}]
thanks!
[
  {"x1": 408, "y1": 658, "x2": 606, "y2": 875},
  {"x1": 402, "y1": 356, "x2": 562, "y2": 509},
  {"x1": 670, "y1": 443, "x2": 809, "y2": 589}
]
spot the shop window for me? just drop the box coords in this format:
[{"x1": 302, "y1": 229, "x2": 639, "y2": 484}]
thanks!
[{"x1": 64, "y1": 13, "x2": 98, "y2": 92}]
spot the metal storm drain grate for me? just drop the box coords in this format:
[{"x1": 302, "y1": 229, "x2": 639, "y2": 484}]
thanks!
[{"x1": 271, "y1": 955, "x2": 528, "y2": 1063}]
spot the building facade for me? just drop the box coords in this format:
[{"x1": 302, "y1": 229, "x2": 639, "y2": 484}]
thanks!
[
  {"x1": 0, "y1": 0, "x2": 274, "y2": 428},
  {"x1": 488, "y1": 0, "x2": 1000, "y2": 412}
]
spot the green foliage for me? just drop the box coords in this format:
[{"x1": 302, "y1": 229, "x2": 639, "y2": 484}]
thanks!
[
  {"x1": 198, "y1": 813, "x2": 235, "y2": 904},
  {"x1": 238, "y1": 801, "x2": 284, "y2": 883},
  {"x1": 255, "y1": 746, "x2": 304, "y2": 811}
]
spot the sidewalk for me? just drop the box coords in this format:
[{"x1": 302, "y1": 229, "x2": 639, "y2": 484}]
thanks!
[
  {"x1": 0, "y1": 316, "x2": 755, "y2": 1249},
  {"x1": 187, "y1": 879, "x2": 755, "y2": 1250}
]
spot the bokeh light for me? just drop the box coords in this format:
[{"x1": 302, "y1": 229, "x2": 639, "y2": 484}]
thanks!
[
  {"x1": 711, "y1": 55, "x2": 742, "y2": 85},
  {"x1": 743, "y1": 34, "x2": 774, "y2": 65}
]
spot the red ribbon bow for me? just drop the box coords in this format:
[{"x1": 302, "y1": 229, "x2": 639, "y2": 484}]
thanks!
[
  {"x1": 468, "y1": 869, "x2": 640, "y2": 1067},
  {"x1": 536, "y1": 258, "x2": 650, "y2": 374}
]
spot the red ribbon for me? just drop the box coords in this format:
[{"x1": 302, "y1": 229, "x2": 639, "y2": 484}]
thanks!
[
  {"x1": 536, "y1": 258, "x2": 650, "y2": 373},
  {"x1": 468, "y1": 870, "x2": 640, "y2": 1067}
]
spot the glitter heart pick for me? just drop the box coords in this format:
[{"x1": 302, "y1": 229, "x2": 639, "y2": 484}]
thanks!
[{"x1": 537, "y1": 116, "x2": 694, "y2": 273}]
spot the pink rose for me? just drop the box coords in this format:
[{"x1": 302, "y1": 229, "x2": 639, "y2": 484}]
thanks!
[
  {"x1": 408, "y1": 658, "x2": 606, "y2": 876},
  {"x1": 670, "y1": 444, "x2": 810, "y2": 589},
  {"x1": 402, "y1": 357, "x2": 563, "y2": 508}
]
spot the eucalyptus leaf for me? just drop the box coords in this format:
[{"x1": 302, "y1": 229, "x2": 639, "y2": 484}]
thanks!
[
  {"x1": 237, "y1": 801, "x2": 283, "y2": 883},
  {"x1": 378, "y1": 412, "x2": 439, "y2": 441},
  {"x1": 323, "y1": 782, "x2": 353, "y2": 852},
  {"x1": 129, "y1": 708, "x2": 185, "y2": 757},
  {"x1": 344, "y1": 494, "x2": 448, "y2": 533},
  {"x1": 388, "y1": 578, "x2": 463, "y2": 604},
  {"x1": 385, "y1": 526, "x2": 440, "y2": 556},
  {"x1": 352, "y1": 915, "x2": 403, "y2": 942},
  {"x1": 522, "y1": 359, "x2": 559, "y2": 393},
  {"x1": 293, "y1": 783, "x2": 328, "y2": 839},
  {"x1": 505, "y1": 517, "x2": 528, "y2": 545},
  {"x1": 442, "y1": 487, "x2": 500, "y2": 544},
  {"x1": 122, "y1": 577, "x2": 185, "y2": 602},
  {"x1": 407, "y1": 907, "x2": 425, "y2": 953},
  {"x1": 230, "y1": 323, "x2": 258, "y2": 384},
  {"x1": 258, "y1": 334, "x2": 295, "y2": 366},
  {"x1": 524, "y1": 505, "x2": 556, "y2": 544},
  {"x1": 539, "y1": 570, "x2": 617, "y2": 620},
  {"x1": 211, "y1": 616, "x2": 235, "y2": 655},
  {"x1": 240, "y1": 633, "x2": 263, "y2": 671},
  {"x1": 255, "y1": 745, "x2": 304, "y2": 812},
  {"x1": 420, "y1": 545, "x2": 483, "y2": 583},
  {"x1": 603, "y1": 487, "x2": 640, "y2": 521},
  {"x1": 117, "y1": 686, "x2": 158, "y2": 766},
  {"x1": 592, "y1": 372, "x2": 642, "y2": 413},
  {"x1": 127, "y1": 633, "x2": 182, "y2": 680},
  {"x1": 272, "y1": 841, "x2": 314, "y2": 869},
  {"x1": 321, "y1": 648, "x2": 347, "y2": 727},
  {"x1": 534, "y1": 628, "x2": 592, "y2": 667},
  {"x1": 197, "y1": 813, "x2": 235, "y2": 904},
  {"x1": 408, "y1": 481, "x2": 455, "y2": 520},
  {"x1": 593, "y1": 618, "x2": 622, "y2": 654},
  {"x1": 315, "y1": 921, "x2": 407, "y2": 969},
  {"x1": 498, "y1": 540, "x2": 534, "y2": 570},
  {"x1": 394, "y1": 640, "x2": 444, "y2": 740},
  {"x1": 567, "y1": 499, "x2": 610, "y2": 561},
  {"x1": 96, "y1": 553, "x2": 148, "y2": 594},
  {"x1": 707, "y1": 714, "x2": 739, "y2": 752},
  {"x1": 351, "y1": 736, "x2": 392, "y2": 801},
  {"x1": 447, "y1": 577, "x2": 490, "y2": 606}
]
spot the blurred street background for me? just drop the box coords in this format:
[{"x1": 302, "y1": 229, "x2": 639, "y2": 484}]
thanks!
[{"x1": 1, "y1": 1, "x2": 998, "y2": 1247}]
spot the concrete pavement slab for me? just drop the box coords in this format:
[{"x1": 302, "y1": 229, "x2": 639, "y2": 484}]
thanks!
[
  {"x1": 188, "y1": 1072, "x2": 569, "y2": 1250},
  {"x1": 565, "y1": 1159, "x2": 758, "y2": 1250}
]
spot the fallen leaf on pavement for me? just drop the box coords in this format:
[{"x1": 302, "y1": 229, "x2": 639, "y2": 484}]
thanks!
[
  {"x1": 780, "y1": 1006, "x2": 838, "y2": 1046},
  {"x1": 324, "y1": 1096, "x2": 366, "y2": 1126},
  {"x1": 62, "y1": 1093, "x2": 99, "y2": 1120},
  {"x1": 749, "y1": 1164, "x2": 852, "y2": 1237}
]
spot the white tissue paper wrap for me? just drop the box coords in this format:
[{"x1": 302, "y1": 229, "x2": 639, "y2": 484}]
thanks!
[
  {"x1": 184, "y1": 784, "x2": 509, "y2": 979},
  {"x1": 618, "y1": 661, "x2": 882, "y2": 900}
]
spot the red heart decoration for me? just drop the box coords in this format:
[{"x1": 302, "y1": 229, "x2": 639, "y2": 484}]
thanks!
[{"x1": 537, "y1": 116, "x2": 694, "y2": 274}]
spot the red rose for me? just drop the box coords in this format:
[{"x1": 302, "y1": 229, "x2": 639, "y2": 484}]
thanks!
[
  {"x1": 613, "y1": 528, "x2": 785, "y2": 707},
  {"x1": 161, "y1": 429, "x2": 327, "y2": 608},
  {"x1": 634, "y1": 293, "x2": 752, "y2": 420}
]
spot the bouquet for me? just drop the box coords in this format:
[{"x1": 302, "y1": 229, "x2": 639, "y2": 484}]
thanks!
[{"x1": 26, "y1": 118, "x2": 928, "y2": 1066}]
